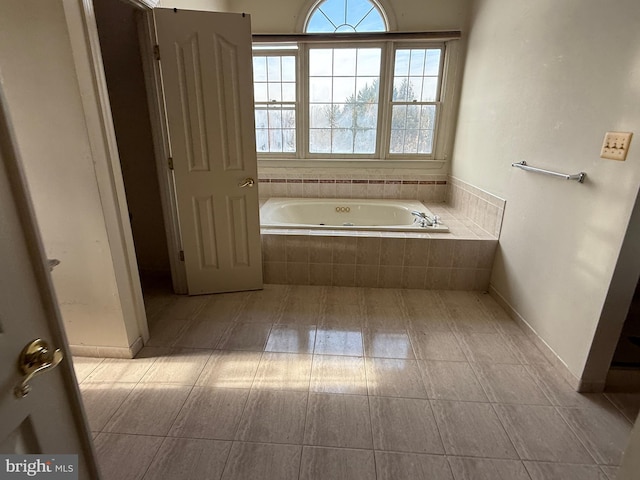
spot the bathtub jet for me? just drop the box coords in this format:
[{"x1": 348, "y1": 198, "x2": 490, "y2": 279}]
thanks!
[{"x1": 260, "y1": 198, "x2": 449, "y2": 233}]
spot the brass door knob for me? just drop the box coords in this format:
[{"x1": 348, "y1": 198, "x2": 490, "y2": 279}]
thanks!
[
  {"x1": 15, "y1": 338, "x2": 63, "y2": 398},
  {"x1": 238, "y1": 178, "x2": 255, "y2": 188}
]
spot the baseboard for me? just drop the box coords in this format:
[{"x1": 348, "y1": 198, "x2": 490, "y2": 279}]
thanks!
[
  {"x1": 70, "y1": 336, "x2": 144, "y2": 359},
  {"x1": 488, "y1": 284, "x2": 603, "y2": 393}
]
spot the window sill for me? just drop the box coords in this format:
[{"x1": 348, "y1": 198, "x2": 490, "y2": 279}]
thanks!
[{"x1": 257, "y1": 158, "x2": 447, "y2": 170}]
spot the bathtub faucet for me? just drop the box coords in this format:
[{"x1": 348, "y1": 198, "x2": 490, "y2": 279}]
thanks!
[{"x1": 411, "y1": 210, "x2": 435, "y2": 227}]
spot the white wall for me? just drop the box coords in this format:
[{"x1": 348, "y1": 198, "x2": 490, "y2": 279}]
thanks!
[
  {"x1": 223, "y1": 0, "x2": 470, "y2": 33},
  {"x1": 0, "y1": 0, "x2": 141, "y2": 352},
  {"x1": 452, "y1": 0, "x2": 640, "y2": 384},
  {"x1": 159, "y1": 0, "x2": 229, "y2": 12}
]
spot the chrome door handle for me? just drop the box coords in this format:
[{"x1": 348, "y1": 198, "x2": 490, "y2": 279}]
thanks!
[
  {"x1": 238, "y1": 178, "x2": 255, "y2": 188},
  {"x1": 15, "y1": 338, "x2": 64, "y2": 398}
]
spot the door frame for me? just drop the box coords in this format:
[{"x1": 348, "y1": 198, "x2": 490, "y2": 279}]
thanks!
[
  {"x1": 88, "y1": 0, "x2": 188, "y2": 294},
  {"x1": 73, "y1": 0, "x2": 188, "y2": 295},
  {"x1": 63, "y1": 0, "x2": 151, "y2": 340},
  {"x1": 134, "y1": 3, "x2": 189, "y2": 294}
]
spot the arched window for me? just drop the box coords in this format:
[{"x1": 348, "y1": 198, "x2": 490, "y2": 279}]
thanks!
[
  {"x1": 305, "y1": 0, "x2": 387, "y2": 33},
  {"x1": 253, "y1": 0, "x2": 456, "y2": 160}
]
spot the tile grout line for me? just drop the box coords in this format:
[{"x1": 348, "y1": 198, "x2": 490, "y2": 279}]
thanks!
[{"x1": 552, "y1": 404, "x2": 604, "y2": 466}]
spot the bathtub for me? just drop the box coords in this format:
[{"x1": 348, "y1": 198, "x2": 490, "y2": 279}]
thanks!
[{"x1": 260, "y1": 197, "x2": 449, "y2": 232}]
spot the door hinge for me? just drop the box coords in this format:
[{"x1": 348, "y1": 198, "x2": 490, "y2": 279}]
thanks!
[
  {"x1": 168, "y1": 157, "x2": 174, "y2": 170},
  {"x1": 153, "y1": 44, "x2": 161, "y2": 61},
  {"x1": 179, "y1": 250, "x2": 185, "y2": 261}
]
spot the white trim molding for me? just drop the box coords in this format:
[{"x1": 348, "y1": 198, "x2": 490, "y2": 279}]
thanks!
[{"x1": 63, "y1": 0, "x2": 150, "y2": 343}]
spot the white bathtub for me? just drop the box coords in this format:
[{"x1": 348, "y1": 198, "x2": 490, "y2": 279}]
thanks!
[{"x1": 260, "y1": 198, "x2": 449, "y2": 232}]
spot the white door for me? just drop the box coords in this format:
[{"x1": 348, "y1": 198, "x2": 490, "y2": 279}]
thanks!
[
  {"x1": 155, "y1": 9, "x2": 263, "y2": 295},
  {"x1": 0, "y1": 93, "x2": 98, "y2": 476}
]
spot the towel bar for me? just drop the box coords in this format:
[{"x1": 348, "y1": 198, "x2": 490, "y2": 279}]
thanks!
[{"x1": 511, "y1": 161, "x2": 586, "y2": 183}]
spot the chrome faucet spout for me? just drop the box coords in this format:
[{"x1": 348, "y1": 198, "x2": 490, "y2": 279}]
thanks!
[{"x1": 411, "y1": 210, "x2": 434, "y2": 227}]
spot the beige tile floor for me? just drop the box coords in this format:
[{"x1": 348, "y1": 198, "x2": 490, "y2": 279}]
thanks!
[{"x1": 74, "y1": 285, "x2": 640, "y2": 480}]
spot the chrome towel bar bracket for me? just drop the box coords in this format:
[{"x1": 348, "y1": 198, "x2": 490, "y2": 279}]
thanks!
[{"x1": 511, "y1": 161, "x2": 586, "y2": 183}]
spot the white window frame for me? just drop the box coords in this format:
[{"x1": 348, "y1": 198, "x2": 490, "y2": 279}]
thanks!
[
  {"x1": 253, "y1": 38, "x2": 461, "y2": 168},
  {"x1": 251, "y1": 45, "x2": 300, "y2": 159}
]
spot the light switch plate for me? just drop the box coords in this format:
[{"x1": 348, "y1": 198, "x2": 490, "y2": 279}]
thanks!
[{"x1": 601, "y1": 131, "x2": 632, "y2": 161}]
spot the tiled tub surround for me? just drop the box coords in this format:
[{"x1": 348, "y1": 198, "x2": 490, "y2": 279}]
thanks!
[
  {"x1": 447, "y1": 176, "x2": 506, "y2": 239},
  {"x1": 257, "y1": 171, "x2": 506, "y2": 290},
  {"x1": 258, "y1": 174, "x2": 448, "y2": 204},
  {"x1": 261, "y1": 204, "x2": 497, "y2": 291}
]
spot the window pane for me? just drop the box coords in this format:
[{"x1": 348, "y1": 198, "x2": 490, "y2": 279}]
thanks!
[
  {"x1": 309, "y1": 49, "x2": 333, "y2": 76},
  {"x1": 283, "y1": 129, "x2": 296, "y2": 152},
  {"x1": 256, "y1": 129, "x2": 269, "y2": 152},
  {"x1": 309, "y1": 129, "x2": 332, "y2": 153},
  {"x1": 393, "y1": 78, "x2": 409, "y2": 102},
  {"x1": 333, "y1": 77, "x2": 355, "y2": 102},
  {"x1": 281, "y1": 56, "x2": 296, "y2": 81},
  {"x1": 308, "y1": 47, "x2": 381, "y2": 155},
  {"x1": 332, "y1": 129, "x2": 354, "y2": 153},
  {"x1": 310, "y1": 77, "x2": 332, "y2": 102},
  {"x1": 420, "y1": 105, "x2": 436, "y2": 130},
  {"x1": 404, "y1": 130, "x2": 419, "y2": 153},
  {"x1": 267, "y1": 57, "x2": 281, "y2": 81},
  {"x1": 418, "y1": 130, "x2": 433, "y2": 154},
  {"x1": 335, "y1": 105, "x2": 352, "y2": 128},
  {"x1": 356, "y1": 9, "x2": 385, "y2": 32},
  {"x1": 306, "y1": 0, "x2": 387, "y2": 33},
  {"x1": 405, "y1": 105, "x2": 420, "y2": 129},
  {"x1": 409, "y1": 78, "x2": 422, "y2": 101},
  {"x1": 409, "y1": 49, "x2": 426, "y2": 76},
  {"x1": 253, "y1": 54, "x2": 297, "y2": 154},
  {"x1": 389, "y1": 130, "x2": 405, "y2": 154},
  {"x1": 421, "y1": 77, "x2": 438, "y2": 102},
  {"x1": 268, "y1": 109, "x2": 283, "y2": 129},
  {"x1": 282, "y1": 83, "x2": 296, "y2": 102},
  {"x1": 269, "y1": 129, "x2": 283, "y2": 151},
  {"x1": 394, "y1": 50, "x2": 410, "y2": 76},
  {"x1": 355, "y1": 104, "x2": 377, "y2": 128},
  {"x1": 390, "y1": 48, "x2": 441, "y2": 156},
  {"x1": 282, "y1": 109, "x2": 296, "y2": 128},
  {"x1": 425, "y1": 49, "x2": 441, "y2": 76},
  {"x1": 255, "y1": 109, "x2": 268, "y2": 128},
  {"x1": 391, "y1": 105, "x2": 407, "y2": 128},
  {"x1": 355, "y1": 129, "x2": 376, "y2": 153},
  {"x1": 390, "y1": 105, "x2": 434, "y2": 155},
  {"x1": 355, "y1": 77, "x2": 378, "y2": 101},
  {"x1": 310, "y1": 104, "x2": 332, "y2": 128},
  {"x1": 307, "y1": 12, "x2": 335, "y2": 33},
  {"x1": 357, "y1": 48, "x2": 381, "y2": 76},
  {"x1": 333, "y1": 49, "x2": 357, "y2": 76},
  {"x1": 268, "y1": 82, "x2": 282, "y2": 102},
  {"x1": 253, "y1": 57, "x2": 267, "y2": 81},
  {"x1": 254, "y1": 83, "x2": 268, "y2": 102}
]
